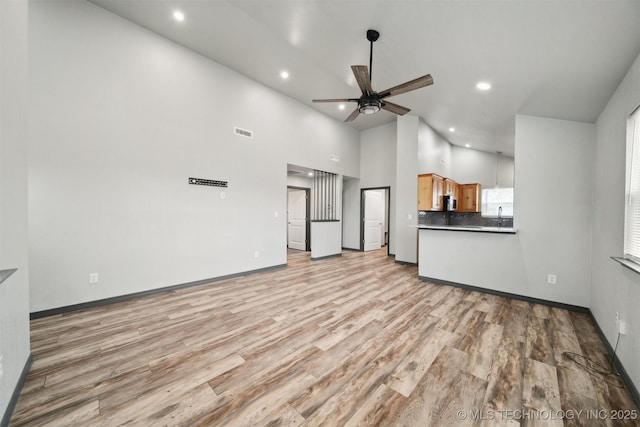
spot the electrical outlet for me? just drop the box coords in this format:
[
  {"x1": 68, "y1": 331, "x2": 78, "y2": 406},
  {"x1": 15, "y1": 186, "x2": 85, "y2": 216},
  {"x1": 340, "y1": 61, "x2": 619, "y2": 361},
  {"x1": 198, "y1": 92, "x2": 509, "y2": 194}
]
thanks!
[
  {"x1": 615, "y1": 312, "x2": 627, "y2": 335},
  {"x1": 254, "y1": 251, "x2": 259, "y2": 258},
  {"x1": 618, "y1": 320, "x2": 627, "y2": 335},
  {"x1": 547, "y1": 274, "x2": 557, "y2": 284},
  {"x1": 89, "y1": 273, "x2": 99, "y2": 284}
]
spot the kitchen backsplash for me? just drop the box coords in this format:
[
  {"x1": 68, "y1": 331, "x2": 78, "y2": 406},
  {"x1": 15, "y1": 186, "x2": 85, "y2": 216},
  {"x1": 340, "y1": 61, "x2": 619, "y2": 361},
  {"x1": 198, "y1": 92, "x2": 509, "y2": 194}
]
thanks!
[{"x1": 418, "y1": 211, "x2": 514, "y2": 228}]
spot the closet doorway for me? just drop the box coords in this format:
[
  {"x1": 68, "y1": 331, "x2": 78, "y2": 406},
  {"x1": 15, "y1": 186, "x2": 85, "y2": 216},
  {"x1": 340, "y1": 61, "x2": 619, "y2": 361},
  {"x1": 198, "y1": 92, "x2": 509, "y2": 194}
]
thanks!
[
  {"x1": 360, "y1": 187, "x2": 390, "y2": 255},
  {"x1": 287, "y1": 186, "x2": 310, "y2": 251}
]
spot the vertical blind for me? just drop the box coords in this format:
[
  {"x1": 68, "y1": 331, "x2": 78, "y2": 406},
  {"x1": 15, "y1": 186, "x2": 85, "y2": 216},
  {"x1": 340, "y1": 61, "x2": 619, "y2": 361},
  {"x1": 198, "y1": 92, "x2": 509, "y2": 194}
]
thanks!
[
  {"x1": 313, "y1": 170, "x2": 337, "y2": 220},
  {"x1": 625, "y1": 106, "x2": 640, "y2": 263}
]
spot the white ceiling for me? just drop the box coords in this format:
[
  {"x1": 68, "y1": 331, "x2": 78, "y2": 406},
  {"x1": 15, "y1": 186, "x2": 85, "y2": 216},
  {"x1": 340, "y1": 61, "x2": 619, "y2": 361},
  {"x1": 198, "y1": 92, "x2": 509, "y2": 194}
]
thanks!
[{"x1": 88, "y1": 0, "x2": 640, "y2": 156}]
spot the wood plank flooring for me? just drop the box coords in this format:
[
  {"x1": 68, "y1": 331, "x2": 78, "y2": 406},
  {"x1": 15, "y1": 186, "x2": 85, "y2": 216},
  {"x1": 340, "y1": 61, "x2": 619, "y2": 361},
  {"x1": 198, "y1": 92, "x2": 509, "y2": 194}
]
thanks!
[{"x1": 10, "y1": 248, "x2": 639, "y2": 426}]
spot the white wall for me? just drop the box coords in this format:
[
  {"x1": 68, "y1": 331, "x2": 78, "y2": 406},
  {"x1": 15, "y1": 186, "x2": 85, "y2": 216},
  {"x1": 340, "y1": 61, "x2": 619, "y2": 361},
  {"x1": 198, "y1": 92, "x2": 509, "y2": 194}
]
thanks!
[
  {"x1": 419, "y1": 115, "x2": 595, "y2": 308},
  {"x1": 310, "y1": 221, "x2": 342, "y2": 259},
  {"x1": 341, "y1": 176, "x2": 360, "y2": 250},
  {"x1": 591, "y1": 52, "x2": 640, "y2": 392},
  {"x1": 395, "y1": 117, "x2": 453, "y2": 263},
  {"x1": 451, "y1": 146, "x2": 515, "y2": 189},
  {"x1": 515, "y1": 115, "x2": 594, "y2": 306},
  {"x1": 0, "y1": 0, "x2": 31, "y2": 420},
  {"x1": 355, "y1": 122, "x2": 397, "y2": 253},
  {"x1": 360, "y1": 122, "x2": 397, "y2": 187},
  {"x1": 395, "y1": 115, "x2": 419, "y2": 263},
  {"x1": 28, "y1": 0, "x2": 360, "y2": 312},
  {"x1": 417, "y1": 121, "x2": 452, "y2": 177}
]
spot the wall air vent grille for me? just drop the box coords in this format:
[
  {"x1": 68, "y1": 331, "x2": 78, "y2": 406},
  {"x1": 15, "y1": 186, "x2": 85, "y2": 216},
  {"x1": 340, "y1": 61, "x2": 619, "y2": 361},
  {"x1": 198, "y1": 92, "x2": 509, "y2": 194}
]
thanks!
[{"x1": 234, "y1": 127, "x2": 253, "y2": 139}]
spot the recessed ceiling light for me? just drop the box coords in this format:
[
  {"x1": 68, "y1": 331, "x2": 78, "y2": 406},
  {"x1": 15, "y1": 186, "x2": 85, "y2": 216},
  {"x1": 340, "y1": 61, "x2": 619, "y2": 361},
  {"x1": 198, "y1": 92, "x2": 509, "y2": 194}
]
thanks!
[
  {"x1": 173, "y1": 10, "x2": 185, "y2": 22},
  {"x1": 280, "y1": 70, "x2": 289, "y2": 80},
  {"x1": 307, "y1": 172, "x2": 313, "y2": 176},
  {"x1": 476, "y1": 82, "x2": 491, "y2": 91},
  {"x1": 465, "y1": 144, "x2": 471, "y2": 148},
  {"x1": 449, "y1": 127, "x2": 455, "y2": 132},
  {"x1": 338, "y1": 104, "x2": 346, "y2": 110}
]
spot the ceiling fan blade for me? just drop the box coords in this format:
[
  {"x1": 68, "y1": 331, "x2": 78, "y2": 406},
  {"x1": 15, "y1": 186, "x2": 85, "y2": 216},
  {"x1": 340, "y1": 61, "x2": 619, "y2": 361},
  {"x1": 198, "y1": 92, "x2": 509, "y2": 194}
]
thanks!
[
  {"x1": 381, "y1": 101, "x2": 411, "y2": 115},
  {"x1": 351, "y1": 65, "x2": 373, "y2": 95},
  {"x1": 379, "y1": 74, "x2": 433, "y2": 98},
  {"x1": 312, "y1": 98, "x2": 358, "y2": 103},
  {"x1": 344, "y1": 108, "x2": 361, "y2": 122}
]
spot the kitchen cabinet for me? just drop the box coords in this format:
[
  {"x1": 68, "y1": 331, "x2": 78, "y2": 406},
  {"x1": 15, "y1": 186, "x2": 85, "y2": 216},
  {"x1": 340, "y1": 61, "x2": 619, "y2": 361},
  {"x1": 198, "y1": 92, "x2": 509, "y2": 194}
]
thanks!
[
  {"x1": 458, "y1": 183, "x2": 481, "y2": 212},
  {"x1": 444, "y1": 178, "x2": 459, "y2": 197},
  {"x1": 418, "y1": 173, "x2": 444, "y2": 211}
]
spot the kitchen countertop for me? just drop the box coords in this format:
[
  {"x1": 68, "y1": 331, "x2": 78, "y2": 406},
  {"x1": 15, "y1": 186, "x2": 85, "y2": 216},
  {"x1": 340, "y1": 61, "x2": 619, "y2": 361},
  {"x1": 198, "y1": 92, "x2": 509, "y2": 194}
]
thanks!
[{"x1": 418, "y1": 225, "x2": 516, "y2": 234}]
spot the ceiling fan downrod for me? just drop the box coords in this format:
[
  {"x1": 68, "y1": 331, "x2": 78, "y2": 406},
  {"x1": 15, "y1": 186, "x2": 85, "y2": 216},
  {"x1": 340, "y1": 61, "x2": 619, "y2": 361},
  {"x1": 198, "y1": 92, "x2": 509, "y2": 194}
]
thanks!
[{"x1": 367, "y1": 29, "x2": 380, "y2": 86}]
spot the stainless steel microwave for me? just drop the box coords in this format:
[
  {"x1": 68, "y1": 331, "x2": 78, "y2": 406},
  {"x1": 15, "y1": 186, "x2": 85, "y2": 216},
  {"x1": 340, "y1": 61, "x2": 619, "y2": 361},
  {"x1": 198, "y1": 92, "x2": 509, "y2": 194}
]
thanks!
[{"x1": 443, "y1": 195, "x2": 457, "y2": 211}]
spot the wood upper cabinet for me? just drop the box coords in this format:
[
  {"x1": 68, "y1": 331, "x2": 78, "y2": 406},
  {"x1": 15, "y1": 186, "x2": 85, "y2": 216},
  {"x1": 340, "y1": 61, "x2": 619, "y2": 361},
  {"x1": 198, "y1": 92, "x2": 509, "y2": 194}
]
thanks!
[
  {"x1": 458, "y1": 183, "x2": 481, "y2": 212},
  {"x1": 418, "y1": 173, "x2": 444, "y2": 211},
  {"x1": 444, "y1": 178, "x2": 459, "y2": 197}
]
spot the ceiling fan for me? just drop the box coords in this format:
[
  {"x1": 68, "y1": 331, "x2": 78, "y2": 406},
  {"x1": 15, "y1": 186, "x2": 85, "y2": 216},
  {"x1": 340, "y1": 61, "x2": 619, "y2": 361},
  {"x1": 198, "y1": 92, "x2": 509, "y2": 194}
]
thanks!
[{"x1": 313, "y1": 29, "x2": 433, "y2": 122}]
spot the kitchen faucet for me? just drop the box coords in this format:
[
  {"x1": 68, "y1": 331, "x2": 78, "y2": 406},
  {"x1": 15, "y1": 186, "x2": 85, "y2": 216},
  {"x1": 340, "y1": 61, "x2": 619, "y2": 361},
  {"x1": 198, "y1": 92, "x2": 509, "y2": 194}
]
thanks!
[{"x1": 497, "y1": 206, "x2": 503, "y2": 227}]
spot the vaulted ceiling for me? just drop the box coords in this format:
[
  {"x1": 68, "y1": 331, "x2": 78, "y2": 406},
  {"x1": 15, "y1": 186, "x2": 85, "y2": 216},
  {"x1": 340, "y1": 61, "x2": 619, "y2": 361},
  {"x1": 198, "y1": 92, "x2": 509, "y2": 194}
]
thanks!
[{"x1": 89, "y1": 0, "x2": 640, "y2": 156}]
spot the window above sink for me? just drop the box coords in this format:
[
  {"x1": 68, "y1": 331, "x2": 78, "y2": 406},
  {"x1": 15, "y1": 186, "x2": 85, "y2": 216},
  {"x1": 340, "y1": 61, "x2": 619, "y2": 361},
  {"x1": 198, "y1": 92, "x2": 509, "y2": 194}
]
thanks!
[{"x1": 481, "y1": 187, "x2": 514, "y2": 217}]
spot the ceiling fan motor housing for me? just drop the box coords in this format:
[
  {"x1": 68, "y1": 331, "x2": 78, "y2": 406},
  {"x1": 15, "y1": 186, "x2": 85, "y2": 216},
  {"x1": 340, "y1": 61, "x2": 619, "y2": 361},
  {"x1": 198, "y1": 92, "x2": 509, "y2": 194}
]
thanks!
[{"x1": 358, "y1": 98, "x2": 381, "y2": 114}]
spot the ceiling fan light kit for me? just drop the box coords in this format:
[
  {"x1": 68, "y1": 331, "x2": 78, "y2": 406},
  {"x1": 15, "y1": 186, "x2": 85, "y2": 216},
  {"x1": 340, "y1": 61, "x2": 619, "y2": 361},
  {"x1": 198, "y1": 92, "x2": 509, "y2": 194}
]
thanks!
[
  {"x1": 312, "y1": 29, "x2": 433, "y2": 122},
  {"x1": 359, "y1": 99, "x2": 381, "y2": 115}
]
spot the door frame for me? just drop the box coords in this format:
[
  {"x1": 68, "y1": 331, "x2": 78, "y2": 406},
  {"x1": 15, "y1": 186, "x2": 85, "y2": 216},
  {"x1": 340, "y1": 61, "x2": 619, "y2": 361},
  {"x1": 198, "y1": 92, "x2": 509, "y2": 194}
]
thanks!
[
  {"x1": 287, "y1": 186, "x2": 311, "y2": 251},
  {"x1": 360, "y1": 186, "x2": 391, "y2": 255}
]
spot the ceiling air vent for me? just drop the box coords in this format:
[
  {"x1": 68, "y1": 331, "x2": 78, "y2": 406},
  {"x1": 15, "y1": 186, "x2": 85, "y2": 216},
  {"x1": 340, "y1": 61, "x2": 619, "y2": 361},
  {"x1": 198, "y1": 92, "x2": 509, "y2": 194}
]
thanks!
[{"x1": 234, "y1": 127, "x2": 253, "y2": 139}]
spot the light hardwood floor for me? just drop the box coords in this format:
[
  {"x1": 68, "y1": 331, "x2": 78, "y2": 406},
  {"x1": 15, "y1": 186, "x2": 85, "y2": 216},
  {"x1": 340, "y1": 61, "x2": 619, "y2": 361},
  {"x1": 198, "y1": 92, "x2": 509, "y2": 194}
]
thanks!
[{"x1": 10, "y1": 249, "x2": 639, "y2": 426}]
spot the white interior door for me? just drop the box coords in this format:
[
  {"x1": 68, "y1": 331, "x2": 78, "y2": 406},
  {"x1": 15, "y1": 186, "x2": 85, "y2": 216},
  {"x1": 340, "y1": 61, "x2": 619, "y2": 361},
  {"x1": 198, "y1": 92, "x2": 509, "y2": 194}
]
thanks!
[
  {"x1": 364, "y1": 190, "x2": 383, "y2": 251},
  {"x1": 287, "y1": 189, "x2": 306, "y2": 250}
]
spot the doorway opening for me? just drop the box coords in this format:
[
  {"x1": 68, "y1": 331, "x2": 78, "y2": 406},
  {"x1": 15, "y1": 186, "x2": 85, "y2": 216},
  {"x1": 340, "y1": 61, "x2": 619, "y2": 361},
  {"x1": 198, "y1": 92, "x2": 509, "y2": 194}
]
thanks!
[
  {"x1": 360, "y1": 187, "x2": 391, "y2": 256},
  {"x1": 287, "y1": 186, "x2": 311, "y2": 252}
]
